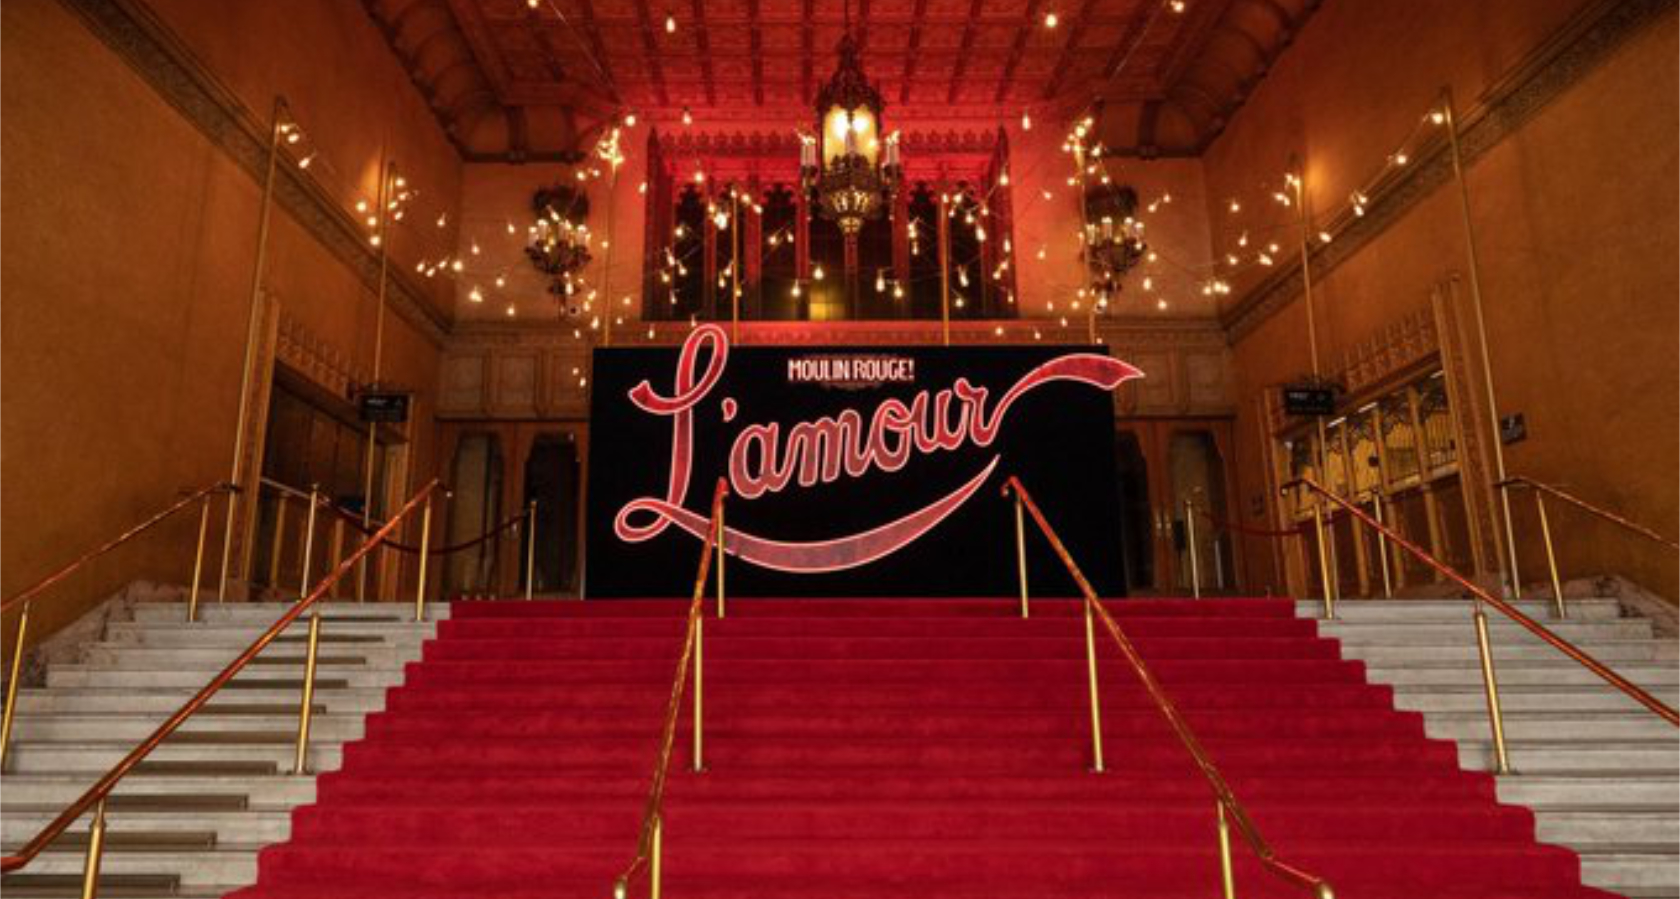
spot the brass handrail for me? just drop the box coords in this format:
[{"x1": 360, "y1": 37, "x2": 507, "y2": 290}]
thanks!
[
  {"x1": 1, "y1": 481, "x2": 237, "y2": 617},
  {"x1": 612, "y1": 478, "x2": 728, "y2": 899},
  {"x1": 1498, "y1": 476, "x2": 1679, "y2": 550},
  {"x1": 1003, "y1": 476, "x2": 1333, "y2": 899},
  {"x1": 1289, "y1": 477, "x2": 1678, "y2": 735},
  {"x1": 0, "y1": 478, "x2": 443, "y2": 876}
]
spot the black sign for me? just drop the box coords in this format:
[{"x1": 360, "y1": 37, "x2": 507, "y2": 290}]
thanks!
[
  {"x1": 1282, "y1": 385, "x2": 1337, "y2": 416},
  {"x1": 357, "y1": 392, "x2": 409, "y2": 423},
  {"x1": 584, "y1": 325, "x2": 1138, "y2": 598}
]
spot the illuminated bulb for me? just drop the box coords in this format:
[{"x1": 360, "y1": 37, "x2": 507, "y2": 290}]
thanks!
[
  {"x1": 495, "y1": 275, "x2": 506, "y2": 288},
  {"x1": 366, "y1": 234, "x2": 380, "y2": 247},
  {"x1": 1033, "y1": 329, "x2": 1042, "y2": 340},
  {"x1": 1157, "y1": 298, "x2": 1168, "y2": 310},
  {"x1": 1259, "y1": 253, "x2": 1274, "y2": 266},
  {"x1": 452, "y1": 259, "x2": 464, "y2": 273},
  {"x1": 682, "y1": 107, "x2": 693, "y2": 126},
  {"x1": 638, "y1": 181, "x2": 648, "y2": 194},
  {"x1": 1147, "y1": 251, "x2": 1158, "y2": 262},
  {"x1": 791, "y1": 283, "x2": 802, "y2": 297},
  {"x1": 1228, "y1": 200, "x2": 1241, "y2": 213},
  {"x1": 1430, "y1": 110, "x2": 1446, "y2": 125},
  {"x1": 995, "y1": 326, "x2": 1004, "y2": 336},
  {"x1": 625, "y1": 112, "x2": 638, "y2": 127},
  {"x1": 876, "y1": 272, "x2": 887, "y2": 293},
  {"x1": 469, "y1": 287, "x2": 484, "y2": 303},
  {"x1": 1319, "y1": 231, "x2": 1334, "y2": 244},
  {"x1": 958, "y1": 268, "x2": 969, "y2": 287},
  {"x1": 666, "y1": 12, "x2": 677, "y2": 32},
  {"x1": 1036, "y1": 247, "x2": 1047, "y2": 260},
  {"x1": 507, "y1": 221, "x2": 518, "y2": 234},
  {"x1": 471, "y1": 241, "x2": 481, "y2": 255},
  {"x1": 526, "y1": 0, "x2": 538, "y2": 8},
  {"x1": 506, "y1": 304, "x2": 516, "y2": 317},
  {"x1": 394, "y1": 176, "x2": 407, "y2": 189},
  {"x1": 999, "y1": 171, "x2": 1010, "y2": 186},
  {"x1": 298, "y1": 154, "x2": 316, "y2": 169},
  {"x1": 813, "y1": 264, "x2": 825, "y2": 281},
  {"x1": 769, "y1": 234, "x2": 780, "y2": 247},
  {"x1": 436, "y1": 213, "x2": 448, "y2": 228},
  {"x1": 1044, "y1": 11, "x2": 1058, "y2": 27},
  {"x1": 693, "y1": 170, "x2": 705, "y2": 184},
  {"x1": 1238, "y1": 232, "x2": 1249, "y2": 247},
  {"x1": 1042, "y1": 190, "x2": 1053, "y2": 201},
  {"x1": 365, "y1": 215, "x2": 379, "y2": 227},
  {"x1": 1169, "y1": 0, "x2": 1185, "y2": 11},
  {"x1": 1021, "y1": 111, "x2": 1032, "y2": 131},
  {"x1": 893, "y1": 284, "x2": 904, "y2": 299},
  {"x1": 1393, "y1": 152, "x2": 1409, "y2": 166},
  {"x1": 954, "y1": 296, "x2": 965, "y2": 309},
  {"x1": 286, "y1": 132, "x2": 301, "y2": 145},
  {"x1": 1142, "y1": 277, "x2": 1153, "y2": 291},
  {"x1": 356, "y1": 200, "x2": 369, "y2": 213}
]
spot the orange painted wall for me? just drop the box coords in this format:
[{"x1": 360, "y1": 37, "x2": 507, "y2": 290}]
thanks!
[
  {"x1": 1206, "y1": 0, "x2": 1679, "y2": 599},
  {"x1": 1, "y1": 0, "x2": 461, "y2": 649}
]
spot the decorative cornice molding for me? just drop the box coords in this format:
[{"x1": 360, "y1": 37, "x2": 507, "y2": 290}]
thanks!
[
  {"x1": 1219, "y1": 0, "x2": 1674, "y2": 342},
  {"x1": 56, "y1": 0, "x2": 452, "y2": 345}
]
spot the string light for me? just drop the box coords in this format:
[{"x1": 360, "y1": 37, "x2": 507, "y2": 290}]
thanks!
[
  {"x1": 665, "y1": 11, "x2": 677, "y2": 32},
  {"x1": 1021, "y1": 111, "x2": 1032, "y2": 131},
  {"x1": 1044, "y1": 11, "x2": 1059, "y2": 27},
  {"x1": 682, "y1": 107, "x2": 694, "y2": 126}
]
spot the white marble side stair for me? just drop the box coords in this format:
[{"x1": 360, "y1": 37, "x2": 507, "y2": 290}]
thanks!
[
  {"x1": 1304, "y1": 597, "x2": 1680, "y2": 899},
  {"x1": 0, "y1": 600, "x2": 443, "y2": 898}
]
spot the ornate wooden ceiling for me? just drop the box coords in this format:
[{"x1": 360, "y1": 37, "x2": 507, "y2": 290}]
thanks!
[{"x1": 363, "y1": 0, "x2": 1319, "y2": 161}]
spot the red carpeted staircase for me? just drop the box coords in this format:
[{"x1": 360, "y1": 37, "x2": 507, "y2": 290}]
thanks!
[{"x1": 228, "y1": 598, "x2": 1613, "y2": 898}]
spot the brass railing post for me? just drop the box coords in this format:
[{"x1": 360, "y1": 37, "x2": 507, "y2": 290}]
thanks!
[
  {"x1": 1, "y1": 601, "x2": 29, "y2": 772},
  {"x1": 1083, "y1": 598, "x2": 1106, "y2": 773},
  {"x1": 292, "y1": 610, "x2": 322, "y2": 775},
  {"x1": 78, "y1": 797, "x2": 108, "y2": 899},
  {"x1": 268, "y1": 493, "x2": 289, "y2": 590},
  {"x1": 1311, "y1": 505, "x2": 1335, "y2": 619},
  {"x1": 1013, "y1": 493, "x2": 1029, "y2": 618},
  {"x1": 1216, "y1": 800, "x2": 1237, "y2": 899},
  {"x1": 649, "y1": 813, "x2": 663, "y2": 899},
  {"x1": 298, "y1": 486, "x2": 320, "y2": 600},
  {"x1": 187, "y1": 494, "x2": 212, "y2": 623},
  {"x1": 1471, "y1": 600, "x2": 1512, "y2": 774},
  {"x1": 525, "y1": 499, "x2": 537, "y2": 601},
  {"x1": 715, "y1": 502, "x2": 726, "y2": 619},
  {"x1": 1372, "y1": 495, "x2": 1394, "y2": 599},
  {"x1": 1184, "y1": 498, "x2": 1202, "y2": 599},
  {"x1": 1536, "y1": 492, "x2": 1566, "y2": 619},
  {"x1": 692, "y1": 615, "x2": 705, "y2": 773},
  {"x1": 414, "y1": 495, "x2": 433, "y2": 623}
]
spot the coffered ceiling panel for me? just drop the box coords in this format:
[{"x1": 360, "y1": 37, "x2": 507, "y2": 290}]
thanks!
[{"x1": 363, "y1": 0, "x2": 1321, "y2": 160}]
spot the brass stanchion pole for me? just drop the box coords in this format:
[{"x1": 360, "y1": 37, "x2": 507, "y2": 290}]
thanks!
[
  {"x1": 1536, "y1": 492, "x2": 1566, "y2": 619},
  {"x1": 298, "y1": 486, "x2": 320, "y2": 600},
  {"x1": 1472, "y1": 600, "x2": 1512, "y2": 774},
  {"x1": 187, "y1": 494, "x2": 212, "y2": 622},
  {"x1": 1372, "y1": 495, "x2": 1394, "y2": 599},
  {"x1": 524, "y1": 499, "x2": 538, "y2": 601},
  {"x1": 218, "y1": 96, "x2": 288, "y2": 604},
  {"x1": 292, "y1": 610, "x2": 321, "y2": 774},
  {"x1": 78, "y1": 797, "x2": 108, "y2": 899},
  {"x1": 357, "y1": 159, "x2": 396, "y2": 603},
  {"x1": 731, "y1": 187, "x2": 742, "y2": 343},
  {"x1": 1216, "y1": 801, "x2": 1237, "y2": 899},
  {"x1": 1292, "y1": 166, "x2": 1337, "y2": 613},
  {"x1": 1013, "y1": 494, "x2": 1029, "y2": 619},
  {"x1": 692, "y1": 616, "x2": 705, "y2": 774},
  {"x1": 715, "y1": 503, "x2": 726, "y2": 619},
  {"x1": 1083, "y1": 598, "x2": 1105, "y2": 773},
  {"x1": 414, "y1": 495, "x2": 433, "y2": 622},
  {"x1": 268, "y1": 493, "x2": 288, "y2": 590},
  {"x1": 649, "y1": 813, "x2": 663, "y2": 899},
  {"x1": 1442, "y1": 87, "x2": 1520, "y2": 599},
  {"x1": 600, "y1": 157, "x2": 622, "y2": 348},
  {"x1": 938, "y1": 190, "x2": 952, "y2": 346},
  {"x1": 1184, "y1": 498, "x2": 1202, "y2": 599},
  {"x1": 1313, "y1": 505, "x2": 1335, "y2": 620},
  {"x1": 1, "y1": 601, "x2": 29, "y2": 771}
]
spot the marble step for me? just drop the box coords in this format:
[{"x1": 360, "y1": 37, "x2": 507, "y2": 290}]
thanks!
[
  {"x1": 1367, "y1": 660, "x2": 1677, "y2": 690},
  {"x1": 0, "y1": 846, "x2": 257, "y2": 888},
  {"x1": 1580, "y1": 849, "x2": 1680, "y2": 896},
  {"x1": 1322, "y1": 618, "x2": 1656, "y2": 642},
  {"x1": 1423, "y1": 710, "x2": 1680, "y2": 742},
  {"x1": 9, "y1": 712, "x2": 367, "y2": 743},
  {"x1": 13, "y1": 686, "x2": 392, "y2": 715},
  {"x1": 129, "y1": 601, "x2": 441, "y2": 623},
  {"x1": 1456, "y1": 739, "x2": 1678, "y2": 773},
  {"x1": 1536, "y1": 808, "x2": 1680, "y2": 845},
  {"x1": 80, "y1": 644, "x2": 413, "y2": 668},
  {"x1": 1328, "y1": 639, "x2": 1675, "y2": 663},
  {"x1": 104, "y1": 621, "x2": 435, "y2": 645},
  {"x1": 0, "y1": 774, "x2": 314, "y2": 808},
  {"x1": 46, "y1": 664, "x2": 401, "y2": 690},
  {"x1": 5, "y1": 739, "x2": 342, "y2": 775},
  {"x1": 2, "y1": 808, "x2": 293, "y2": 845},
  {"x1": 1394, "y1": 684, "x2": 1680, "y2": 714},
  {"x1": 1294, "y1": 598, "x2": 1625, "y2": 621},
  {"x1": 1499, "y1": 772, "x2": 1680, "y2": 809}
]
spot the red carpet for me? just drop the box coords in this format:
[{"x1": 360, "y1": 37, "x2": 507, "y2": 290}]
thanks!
[{"x1": 228, "y1": 598, "x2": 1612, "y2": 898}]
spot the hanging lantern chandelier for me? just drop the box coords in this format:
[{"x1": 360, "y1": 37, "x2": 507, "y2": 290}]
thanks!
[
  {"x1": 1084, "y1": 185, "x2": 1148, "y2": 300},
  {"x1": 524, "y1": 184, "x2": 593, "y2": 301},
  {"x1": 801, "y1": 20, "x2": 900, "y2": 236}
]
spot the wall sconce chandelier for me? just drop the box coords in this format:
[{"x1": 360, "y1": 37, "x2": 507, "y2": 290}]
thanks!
[{"x1": 525, "y1": 184, "x2": 592, "y2": 298}]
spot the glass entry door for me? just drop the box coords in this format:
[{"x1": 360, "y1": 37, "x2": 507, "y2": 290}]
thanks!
[{"x1": 1114, "y1": 419, "x2": 1241, "y2": 595}]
